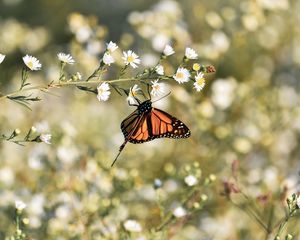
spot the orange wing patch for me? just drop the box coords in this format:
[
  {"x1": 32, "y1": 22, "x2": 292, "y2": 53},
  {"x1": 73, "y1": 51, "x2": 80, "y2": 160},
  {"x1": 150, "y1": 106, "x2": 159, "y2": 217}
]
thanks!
[
  {"x1": 152, "y1": 110, "x2": 172, "y2": 124},
  {"x1": 152, "y1": 109, "x2": 174, "y2": 135},
  {"x1": 129, "y1": 115, "x2": 151, "y2": 142},
  {"x1": 160, "y1": 122, "x2": 167, "y2": 133},
  {"x1": 151, "y1": 112, "x2": 161, "y2": 135},
  {"x1": 167, "y1": 124, "x2": 173, "y2": 132},
  {"x1": 142, "y1": 130, "x2": 149, "y2": 140}
]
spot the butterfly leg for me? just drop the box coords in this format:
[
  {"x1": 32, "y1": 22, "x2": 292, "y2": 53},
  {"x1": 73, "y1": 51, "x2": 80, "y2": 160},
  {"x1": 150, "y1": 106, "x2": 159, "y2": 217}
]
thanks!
[
  {"x1": 111, "y1": 141, "x2": 128, "y2": 167},
  {"x1": 147, "y1": 83, "x2": 151, "y2": 100},
  {"x1": 112, "y1": 112, "x2": 145, "y2": 167}
]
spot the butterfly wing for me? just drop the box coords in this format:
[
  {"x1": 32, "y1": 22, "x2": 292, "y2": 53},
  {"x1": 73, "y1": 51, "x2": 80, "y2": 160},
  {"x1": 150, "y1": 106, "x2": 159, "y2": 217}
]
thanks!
[
  {"x1": 121, "y1": 109, "x2": 140, "y2": 138},
  {"x1": 113, "y1": 106, "x2": 190, "y2": 166},
  {"x1": 112, "y1": 110, "x2": 145, "y2": 166},
  {"x1": 150, "y1": 108, "x2": 191, "y2": 139},
  {"x1": 127, "y1": 108, "x2": 190, "y2": 144}
]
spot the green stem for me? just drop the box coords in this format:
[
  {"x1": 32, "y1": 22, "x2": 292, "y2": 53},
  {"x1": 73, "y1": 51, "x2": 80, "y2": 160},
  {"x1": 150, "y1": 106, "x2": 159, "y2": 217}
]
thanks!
[
  {"x1": 273, "y1": 208, "x2": 297, "y2": 240},
  {"x1": 20, "y1": 67, "x2": 29, "y2": 90},
  {"x1": 265, "y1": 205, "x2": 274, "y2": 240},
  {"x1": 156, "y1": 187, "x2": 198, "y2": 232},
  {"x1": 59, "y1": 62, "x2": 66, "y2": 82},
  {"x1": 16, "y1": 214, "x2": 20, "y2": 231},
  {"x1": 0, "y1": 75, "x2": 173, "y2": 102},
  {"x1": 230, "y1": 198, "x2": 268, "y2": 232}
]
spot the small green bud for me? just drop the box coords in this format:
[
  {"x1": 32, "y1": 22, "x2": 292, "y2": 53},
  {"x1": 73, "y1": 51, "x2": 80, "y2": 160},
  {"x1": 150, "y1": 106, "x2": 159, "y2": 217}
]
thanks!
[
  {"x1": 22, "y1": 218, "x2": 29, "y2": 225},
  {"x1": 31, "y1": 126, "x2": 37, "y2": 133},
  {"x1": 193, "y1": 202, "x2": 200, "y2": 209},
  {"x1": 193, "y1": 162, "x2": 200, "y2": 168},
  {"x1": 184, "y1": 165, "x2": 191, "y2": 172},
  {"x1": 15, "y1": 129, "x2": 21, "y2": 135},
  {"x1": 201, "y1": 194, "x2": 208, "y2": 202},
  {"x1": 286, "y1": 234, "x2": 293, "y2": 240},
  {"x1": 209, "y1": 174, "x2": 216, "y2": 182},
  {"x1": 16, "y1": 229, "x2": 22, "y2": 236}
]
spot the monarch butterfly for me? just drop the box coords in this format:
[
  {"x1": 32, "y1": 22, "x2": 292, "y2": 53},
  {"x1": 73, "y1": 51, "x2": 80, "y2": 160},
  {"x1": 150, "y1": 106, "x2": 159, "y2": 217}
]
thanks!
[{"x1": 112, "y1": 95, "x2": 191, "y2": 166}]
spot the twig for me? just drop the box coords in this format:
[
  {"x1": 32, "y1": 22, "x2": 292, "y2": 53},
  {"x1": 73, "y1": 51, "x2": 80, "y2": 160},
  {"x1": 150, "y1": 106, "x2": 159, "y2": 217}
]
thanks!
[{"x1": 0, "y1": 76, "x2": 172, "y2": 102}]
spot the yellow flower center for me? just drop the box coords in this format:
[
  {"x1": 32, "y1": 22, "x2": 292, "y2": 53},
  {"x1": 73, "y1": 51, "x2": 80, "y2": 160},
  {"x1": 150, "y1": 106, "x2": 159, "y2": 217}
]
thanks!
[
  {"x1": 176, "y1": 72, "x2": 184, "y2": 79},
  {"x1": 127, "y1": 56, "x2": 134, "y2": 63},
  {"x1": 193, "y1": 63, "x2": 200, "y2": 71},
  {"x1": 197, "y1": 78, "x2": 205, "y2": 85},
  {"x1": 27, "y1": 61, "x2": 33, "y2": 69}
]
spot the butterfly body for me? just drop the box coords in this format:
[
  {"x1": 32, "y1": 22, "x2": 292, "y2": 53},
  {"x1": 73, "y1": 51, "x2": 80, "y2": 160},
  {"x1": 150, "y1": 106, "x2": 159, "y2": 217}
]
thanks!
[
  {"x1": 112, "y1": 99, "x2": 190, "y2": 166},
  {"x1": 137, "y1": 99, "x2": 152, "y2": 114}
]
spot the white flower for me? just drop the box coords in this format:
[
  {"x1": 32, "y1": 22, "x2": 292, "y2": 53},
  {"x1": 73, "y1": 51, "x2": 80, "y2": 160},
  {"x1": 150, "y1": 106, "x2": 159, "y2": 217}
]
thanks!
[
  {"x1": 173, "y1": 206, "x2": 187, "y2": 218},
  {"x1": 0, "y1": 54, "x2": 6, "y2": 64},
  {"x1": 173, "y1": 67, "x2": 190, "y2": 84},
  {"x1": 127, "y1": 84, "x2": 141, "y2": 104},
  {"x1": 106, "y1": 41, "x2": 118, "y2": 53},
  {"x1": 296, "y1": 195, "x2": 300, "y2": 208},
  {"x1": 194, "y1": 72, "x2": 206, "y2": 92},
  {"x1": 97, "y1": 82, "x2": 111, "y2": 101},
  {"x1": 185, "y1": 47, "x2": 198, "y2": 59},
  {"x1": 184, "y1": 175, "x2": 198, "y2": 186},
  {"x1": 40, "y1": 134, "x2": 52, "y2": 144},
  {"x1": 15, "y1": 200, "x2": 26, "y2": 211},
  {"x1": 151, "y1": 80, "x2": 165, "y2": 97},
  {"x1": 123, "y1": 220, "x2": 142, "y2": 232},
  {"x1": 122, "y1": 50, "x2": 141, "y2": 68},
  {"x1": 57, "y1": 53, "x2": 75, "y2": 64},
  {"x1": 155, "y1": 64, "x2": 164, "y2": 75},
  {"x1": 22, "y1": 55, "x2": 42, "y2": 71},
  {"x1": 163, "y1": 44, "x2": 175, "y2": 56},
  {"x1": 103, "y1": 52, "x2": 115, "y2": 66}
]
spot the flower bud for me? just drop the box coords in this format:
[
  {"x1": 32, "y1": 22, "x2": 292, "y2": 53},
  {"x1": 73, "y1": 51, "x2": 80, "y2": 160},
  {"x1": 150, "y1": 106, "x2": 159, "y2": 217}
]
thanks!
[
  {"x1": 14, "y1": 129, "x2": 21, "y2": 135},
  {"x1": 286, "y1": 234, "x2": 293, "y2": 240},
  {"x1": 16, "y1": 229, "x2": 22, "y2": 236},
  {"x1": 154, "y1": 178, "x2": 162, "y2": 189},
  {"x1": 22, "y1": 218, "x2": 30, "y2": 225},
  {"x1": 201, "y1": 194, "x2": 208, "y2": 202},
  {"x1": 209, "y1": 174, "x2": 216, "y2": 182},
  {"x1": 31, "y1": 126, "x2": 37, "y2": 133}
]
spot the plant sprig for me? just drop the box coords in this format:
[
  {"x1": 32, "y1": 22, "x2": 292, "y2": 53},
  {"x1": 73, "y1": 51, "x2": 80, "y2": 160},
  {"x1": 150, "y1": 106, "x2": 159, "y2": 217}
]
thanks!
[{"x1": 0, "y1": 127, "x2": 51, "y2": 146}]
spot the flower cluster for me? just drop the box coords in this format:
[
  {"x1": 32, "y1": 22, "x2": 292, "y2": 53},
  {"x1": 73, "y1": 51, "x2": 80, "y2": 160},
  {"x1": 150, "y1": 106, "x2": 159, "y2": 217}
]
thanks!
[{"x1": 95, "y1": 43, "x2": 213, "y2": 102}]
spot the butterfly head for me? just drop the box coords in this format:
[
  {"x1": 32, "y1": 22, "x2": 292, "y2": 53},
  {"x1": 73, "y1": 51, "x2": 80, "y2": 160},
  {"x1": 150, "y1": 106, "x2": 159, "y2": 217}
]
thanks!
[{"x1": 137, "y1": 100, "x2": 152, "y2": 114}]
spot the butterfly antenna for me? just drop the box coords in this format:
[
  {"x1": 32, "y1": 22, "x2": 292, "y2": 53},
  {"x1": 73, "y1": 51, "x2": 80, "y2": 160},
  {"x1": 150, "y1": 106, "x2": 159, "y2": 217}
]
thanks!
[
  {"x1": 152, "y1": 91, "x2": 171, "y2": 103},
  {"x1": 111, "y1": 141, "x2": 128, "y2": 167},
  {"x1": 147, "y1": 83, "x2": 151, "y2": 100}
]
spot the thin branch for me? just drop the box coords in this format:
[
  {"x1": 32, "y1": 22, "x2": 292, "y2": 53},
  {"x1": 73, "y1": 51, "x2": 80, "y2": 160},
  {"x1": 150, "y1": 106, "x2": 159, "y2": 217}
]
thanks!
[
  {"x1": 0, "y1": 76, "x2": 171, "y2": 102},
  {"x1": 229, "y1": 198, "x2": 268, "y2": 232}
]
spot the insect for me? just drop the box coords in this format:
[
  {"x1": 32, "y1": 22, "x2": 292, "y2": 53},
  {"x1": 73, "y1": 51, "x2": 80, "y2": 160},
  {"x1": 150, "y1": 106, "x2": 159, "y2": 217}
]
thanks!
[{"x1": 111, "y1": 94, "x2": 191, "y2": 166}]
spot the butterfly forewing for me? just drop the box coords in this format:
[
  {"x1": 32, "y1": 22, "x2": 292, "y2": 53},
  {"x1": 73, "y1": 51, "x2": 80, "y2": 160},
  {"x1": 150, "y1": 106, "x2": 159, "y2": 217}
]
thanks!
[
  {"x1": 150, "y1": 108, "x2": 191, "y2": 139},
  {"x1": 121, "y1": 109, "x2": 139, "y2": 138}
]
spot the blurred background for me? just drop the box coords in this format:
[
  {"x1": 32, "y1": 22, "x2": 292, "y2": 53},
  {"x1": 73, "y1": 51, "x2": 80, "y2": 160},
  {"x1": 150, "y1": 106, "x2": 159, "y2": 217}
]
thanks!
[{"x1": 0, "y1": 0, "x2": 300, "y2": 239}]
